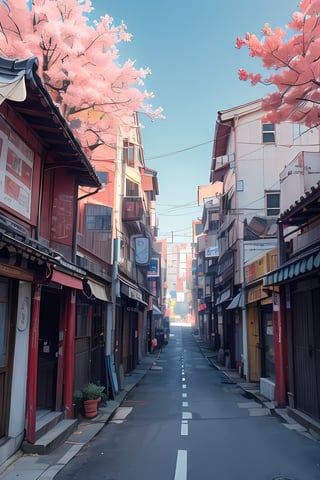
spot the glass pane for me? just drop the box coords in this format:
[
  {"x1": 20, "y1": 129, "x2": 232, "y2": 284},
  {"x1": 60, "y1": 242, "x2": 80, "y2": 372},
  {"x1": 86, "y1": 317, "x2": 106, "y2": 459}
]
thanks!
[
  {"x1": 267, "y1": 193, "x2": 280, "y2": 208},
  {"x1": 263, "y1": 132, "x2": 275, "y2": 143},
  {"x1": 267, "y1": 208, "x2": 280, "y2": 216},
  {"x1": 263, "y1": 123, "x2": 275, "y2": 132},
  {"x1": 76, "y1": 303, "x2": 90, "y2": 337}
]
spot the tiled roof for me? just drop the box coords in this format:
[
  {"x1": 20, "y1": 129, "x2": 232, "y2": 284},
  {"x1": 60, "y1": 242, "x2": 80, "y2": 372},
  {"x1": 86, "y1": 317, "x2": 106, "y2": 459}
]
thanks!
[
  {"x1": 0, "y1": 56, "x2": 101, "y2": 188},
  {"x1": 279, "y1": 180, "x2": 320, "y2": 226}
]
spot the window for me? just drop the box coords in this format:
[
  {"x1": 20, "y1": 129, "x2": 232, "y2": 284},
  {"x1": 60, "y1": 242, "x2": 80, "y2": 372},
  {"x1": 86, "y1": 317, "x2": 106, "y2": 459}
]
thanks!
[
  {"x1": 209, "y1": 220, "x2": 219, "y2": 231},
  {"x1": 208, "y1": 211, "x2": 219, "y2": 231},
  {"x1": 262, "y1": 123, "x2": 275, "y2": 143},
  {"x1": 123, "y1": 139, "x2": 144, "y2": 167},
  {"x1": 76, "y1": 302, "x2": 90, "y2": 337},
  {"x1": 195, "y1": 223, "x2": 203, "y2": 236},
  {"x1": 221, "y1": 191, "x2": 232, "y2": 215},
  {"x1": 96, "y1": 171, "x2": 108, "y2": 185},
  {"x1": 123, "y1": 140, "x2": 135, "y2": 167},
  {"x1": 85, "y1": 204, "x2": 112, "y2": 231},
  {"x1": 266, "y1": 191, "x2": 280, "y2": 216},
  {"x1": 0, "y1": 117, "x2": 34, "y2": 219},
  {"x1": 126, "y1": 179, "x2": 139, "y2": 196},
  {"x1": 293, "y1": 123, "x2": 308, "y2": 140},
  {"x1": 236, "y1": 180, "x2": 244, "y2": 192}
]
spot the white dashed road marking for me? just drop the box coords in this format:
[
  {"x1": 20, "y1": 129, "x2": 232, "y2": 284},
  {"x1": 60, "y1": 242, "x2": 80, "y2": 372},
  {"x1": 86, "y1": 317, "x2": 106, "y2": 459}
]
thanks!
[
  {"x1": 182, "y1": 411, "x2": 192, "y2": 420},
  {"x1": 175, "y1": 450, "x2": 187, "y2": 480},
  {"x1": 180, "y1": 422, "x2": 189, "y2": 436}
]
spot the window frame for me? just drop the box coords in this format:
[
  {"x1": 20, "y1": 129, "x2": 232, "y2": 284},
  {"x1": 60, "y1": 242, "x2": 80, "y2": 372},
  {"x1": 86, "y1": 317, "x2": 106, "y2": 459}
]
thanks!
[
  {"x1": 85, "y1": 204, "x2": 112, "y2": 231},
  {"x1": 126, "y1": 179, "x2": 139, "y2": 197},
  {"x1": 265, "y1": 191, "x2": 280, "y2": 216},
  {"x1": 262, "y1": 123, "x2": 275, "y2": 143}
]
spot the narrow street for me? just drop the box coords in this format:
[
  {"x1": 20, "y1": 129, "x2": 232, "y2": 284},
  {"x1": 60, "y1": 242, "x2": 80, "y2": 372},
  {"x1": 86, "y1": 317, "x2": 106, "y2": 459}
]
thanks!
[{"x1": 56, "y1": 325, "x2": 320, "y2": 480}]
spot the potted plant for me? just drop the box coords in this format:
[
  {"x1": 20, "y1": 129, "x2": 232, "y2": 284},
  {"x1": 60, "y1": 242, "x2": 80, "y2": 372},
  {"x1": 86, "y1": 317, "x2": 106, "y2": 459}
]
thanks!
[{"x1": 81, "y1": 383, "x2": 105, "y2": 418}]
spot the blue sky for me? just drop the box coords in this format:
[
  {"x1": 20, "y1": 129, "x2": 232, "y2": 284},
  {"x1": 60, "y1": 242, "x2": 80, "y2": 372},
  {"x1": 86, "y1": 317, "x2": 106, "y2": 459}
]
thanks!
[{"x1": 92, "y1": 0, "x2": 299, "y2": 241}]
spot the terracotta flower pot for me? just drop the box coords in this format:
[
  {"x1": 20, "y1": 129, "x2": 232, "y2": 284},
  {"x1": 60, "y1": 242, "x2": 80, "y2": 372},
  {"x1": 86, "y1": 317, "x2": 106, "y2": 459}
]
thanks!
[{"x1": 83, "y1": 397, "x2": 101, "y2": 418}]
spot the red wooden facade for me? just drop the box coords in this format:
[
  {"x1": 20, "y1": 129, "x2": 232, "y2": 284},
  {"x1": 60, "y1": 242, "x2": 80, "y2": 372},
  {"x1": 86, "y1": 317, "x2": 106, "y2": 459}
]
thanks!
[{"x1": 0, "y1": 56, "x2": 100, "y2": 461}]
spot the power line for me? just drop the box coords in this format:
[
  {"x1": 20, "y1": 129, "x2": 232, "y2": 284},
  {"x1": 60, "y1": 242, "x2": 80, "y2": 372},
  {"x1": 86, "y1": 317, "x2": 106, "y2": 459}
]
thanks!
[
  {"x1": 144, "y1": 116, "x2": 319, "y2": 162},
  {"x1": 145, "y1": 140, "x2": 213, "y2": 161}
]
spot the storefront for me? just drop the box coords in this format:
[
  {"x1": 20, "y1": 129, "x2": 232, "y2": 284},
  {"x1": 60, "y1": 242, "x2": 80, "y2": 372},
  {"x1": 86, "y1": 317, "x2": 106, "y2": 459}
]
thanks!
[
  {"x1": 245, "y1": 248, "x2": 277, "y2": 399},
  {"x1": 246, "y1": 285, "x2": 274, "y2": 386},
  {"x1": 74, "y1": 278, "x2": 111, "y2": 395},
  {"x1": 264, "y1": 246, "x2": 320, "y2": 419},
  {"x1": 115, "y1": 276, "x2": 148, "y2": 386}
]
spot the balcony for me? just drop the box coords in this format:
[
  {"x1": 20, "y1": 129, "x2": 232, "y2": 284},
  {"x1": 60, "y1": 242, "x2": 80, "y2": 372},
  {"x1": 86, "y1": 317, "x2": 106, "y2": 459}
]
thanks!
[{"x1": 122, "y1": 197, "x2": 144, "y2": 222}]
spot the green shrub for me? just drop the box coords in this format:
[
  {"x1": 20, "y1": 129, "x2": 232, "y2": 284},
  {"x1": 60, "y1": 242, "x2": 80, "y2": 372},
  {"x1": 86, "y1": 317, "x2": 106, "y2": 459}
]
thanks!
[{"x1": 81, "y1": 383, "x2": 105, "y2": 400}]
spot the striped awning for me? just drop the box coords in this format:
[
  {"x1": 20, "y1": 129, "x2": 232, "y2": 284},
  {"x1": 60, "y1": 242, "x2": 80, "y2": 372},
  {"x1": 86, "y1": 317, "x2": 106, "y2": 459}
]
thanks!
[{"x1": 263, "y1": 246, "x2": 320, "y2": 287}]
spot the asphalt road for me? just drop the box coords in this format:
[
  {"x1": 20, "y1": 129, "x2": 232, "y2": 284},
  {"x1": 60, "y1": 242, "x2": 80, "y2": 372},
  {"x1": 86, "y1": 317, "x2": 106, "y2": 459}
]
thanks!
[{"x1": 55, "y1": 324, "x2": 320, "y2": 480}]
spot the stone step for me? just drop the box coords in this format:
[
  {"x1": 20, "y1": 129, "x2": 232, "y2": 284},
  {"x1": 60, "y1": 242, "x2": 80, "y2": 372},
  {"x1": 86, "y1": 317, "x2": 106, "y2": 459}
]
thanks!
[
  {"x1": 35, "y1": 410, "x2": 63, "y2": 441},
  {"x1": 22, "y1": 418, "x2": 78, "y2": 455}
]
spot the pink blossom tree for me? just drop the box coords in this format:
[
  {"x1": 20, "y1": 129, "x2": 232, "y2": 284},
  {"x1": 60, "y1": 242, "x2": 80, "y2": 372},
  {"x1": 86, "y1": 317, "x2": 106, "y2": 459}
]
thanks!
[
  {"x1": 0, "y1": 0, "x2": 163, "y2": 147},
  {"x1": 236, "y1": 0, "x2": 320, "y2": 126}
]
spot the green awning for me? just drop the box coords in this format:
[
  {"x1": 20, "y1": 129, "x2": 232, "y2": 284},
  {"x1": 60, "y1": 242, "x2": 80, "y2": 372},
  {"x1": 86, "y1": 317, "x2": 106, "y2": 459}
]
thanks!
[{"x1": 263, "y1": 246, "x2": 320, "y2": 287}]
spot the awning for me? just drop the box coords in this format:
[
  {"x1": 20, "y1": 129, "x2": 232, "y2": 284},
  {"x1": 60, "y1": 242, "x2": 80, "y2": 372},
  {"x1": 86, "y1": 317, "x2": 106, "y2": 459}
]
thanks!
[
  {"x1": 1, "y1": 56, "x2": 100, "y2": 188},
  {"x1": 119, "y1": 275, "x2": 148, "y2": 306},
  {"x1": 263, "y1": 245, "x2": 320, "y2": 287},
  {"x1": 215, "y1": 288, "x2": 231, "y2": 305},
  {"x1": 138, "y1": 283, "x2": 154, "y2": 297},
  {"x1": 83, "y1": 279, "x2": 110, "y2": 301},
  {"x1": 51, "y1": 270, "x2": 83, "y2": 289},
  {"x1": 0, "y1": 71, "x2": 26, "y2": 104},
  {"x1": 152, "y1": 305, "x2": 162, "y2": 315},
  {"x1": 226, "y1": 292, "x2": 244, "y2": 310},
  {"x1": 141, "y1": 173, "x2": 154, "y2": 191}
]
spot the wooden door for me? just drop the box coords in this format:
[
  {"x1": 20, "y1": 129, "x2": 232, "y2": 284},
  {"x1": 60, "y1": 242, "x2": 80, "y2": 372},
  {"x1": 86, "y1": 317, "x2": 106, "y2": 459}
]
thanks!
[
  {"x1": 37, "y1": 288, "x2": 60, "y2": 409},
  {"x1": 247, "y1": 303, "x2": 261, "y2": 382}
]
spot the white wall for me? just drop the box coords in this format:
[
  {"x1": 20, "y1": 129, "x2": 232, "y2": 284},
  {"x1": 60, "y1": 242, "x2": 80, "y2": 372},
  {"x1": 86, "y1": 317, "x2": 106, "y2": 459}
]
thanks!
[
  {"x1": 8, "y1": 281, "x2": 31, "y2": 439},
  {"x1": 280, "y1": 151, "x2": 320, "y2": 213},
  {"x1": 235, "y1": 115, "x2": 319, "y2": 220}
]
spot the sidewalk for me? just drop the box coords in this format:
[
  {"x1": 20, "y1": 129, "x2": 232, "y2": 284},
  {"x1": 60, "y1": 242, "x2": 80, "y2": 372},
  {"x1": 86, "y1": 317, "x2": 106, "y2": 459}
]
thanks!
[
  {"x1": 194, "y1": 335, "x2": 320, "y2": 442},
  {"x1": 0, "y1": 353, "x2": 159, "y2": 480}
]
